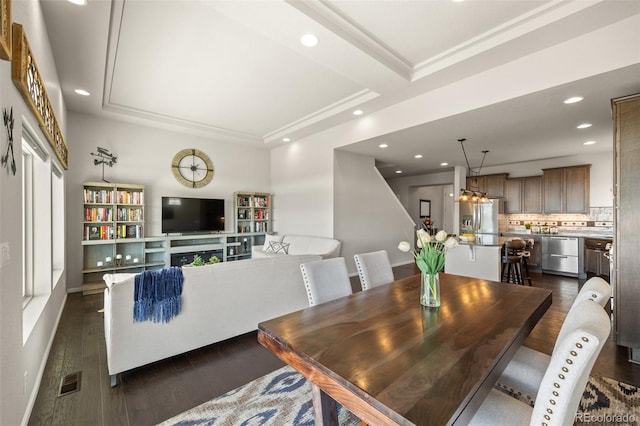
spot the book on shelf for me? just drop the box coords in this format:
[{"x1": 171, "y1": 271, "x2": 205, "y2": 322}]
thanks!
[
  {"x1": 254, "y1": 196, "x2": 268, "y2": 208},
  {"x1": 85, "y1": 225, "x2": 114, "y2": 241},
  {"x1": 84, "y1": 188, "x2": 114, "y2": 204},
  {"x1": 117, "y1": 190, "x2": 143, "y2": 205},
  {"x1": 117, "y1": 224, "x2": 143, "y2": 239},
  {"x1": 117, "y1": 207, "x2": 143, "y2": 221},
  {"x1": 84, "y1": 207, "x2": 113, "y2": 222}
]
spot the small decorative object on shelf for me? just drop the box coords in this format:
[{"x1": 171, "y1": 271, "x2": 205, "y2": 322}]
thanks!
[{"x1": 398, "y1": 229, "x2": 459, "y2": 308}]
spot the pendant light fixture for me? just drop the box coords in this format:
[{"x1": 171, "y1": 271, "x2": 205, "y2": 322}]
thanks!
[{"x1": 456, "y1": 138, "x2": 491, "y2": 203}]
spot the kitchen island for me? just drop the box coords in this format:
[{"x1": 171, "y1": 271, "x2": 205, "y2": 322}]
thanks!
[{"x1": 445, "y1": 235, "x2": 506, "y2": 282}]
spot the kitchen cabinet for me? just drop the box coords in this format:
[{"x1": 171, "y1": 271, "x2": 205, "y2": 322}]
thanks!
[
  {"x1": 584, "y1": 247, "x2": 610, "y2": 279},
  {"x1": 527, "y1": 235, "x2": 542, "y2": 270},
  {"x1": 542, "y1": 165, "x2": 590, "y2": 214},
  {"x1": 505, "y1": 176, "x2": 542, "y2": 214},
  {"x1": 613, "y1": 93, "x2": 640, "y2": 356},
  {"x1": 523, "y1": 176, "x2": 542, "y2": 213},
  {"x1": 504, "y1": 178, "x2": 522, "y2": 214},
  {"x1": 466, "y1": 173, "x2": 507, "y2": 197}
]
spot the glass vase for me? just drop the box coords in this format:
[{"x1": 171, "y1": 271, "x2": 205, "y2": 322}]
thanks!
[{"x1": 421, "y1": 272, "x2": 441, "y2": 308}]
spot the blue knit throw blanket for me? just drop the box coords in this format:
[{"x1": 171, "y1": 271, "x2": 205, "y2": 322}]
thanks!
[{"x1": 133, "y1": 267, "x2": 184, "y2": 323}]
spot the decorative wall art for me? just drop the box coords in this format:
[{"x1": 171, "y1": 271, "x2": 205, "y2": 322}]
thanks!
[
  {"x1": 2, "y1": 107, "x2": 15, "y2": 175},
  {"x1": 11, "y1": 23, "x2": 69, "y2": 169},
  {"x1": 420, "y1": 199, "x2": 431, "y2": 218},
  {"x1": 0, "y1": 0, "x2": 11, "y2": 60}
]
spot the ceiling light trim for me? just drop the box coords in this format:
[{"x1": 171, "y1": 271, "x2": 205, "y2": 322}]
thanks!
[
  {"x1": 412, "y1": 0, "x2": 600, "y2": 81},
  {"x1": 285, "y1": 0, "x2": 413, "y2": 81},
  {"x1": 102, "y1": 102, "x2": 262, "y2": 143},
  {"x1": 263, "y1": 88, "x2": 379, "y2": 143}
]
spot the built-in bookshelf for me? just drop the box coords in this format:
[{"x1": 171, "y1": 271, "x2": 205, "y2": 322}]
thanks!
[
  {"x1": 234, "y1": 192, "x2": 272, "y2": 234},
  {"x1": 81, "y1": 182, "x2": 155, "y2": 294}
]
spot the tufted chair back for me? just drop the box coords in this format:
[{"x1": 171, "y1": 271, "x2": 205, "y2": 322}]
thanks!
[{"x1": 531, "y1": 300, "x2": 610, "y2": 426}]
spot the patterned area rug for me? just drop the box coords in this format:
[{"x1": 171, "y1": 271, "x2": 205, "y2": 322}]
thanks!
[{"x1": 159, "y1": 366, "x2": 639, "y2": 426}]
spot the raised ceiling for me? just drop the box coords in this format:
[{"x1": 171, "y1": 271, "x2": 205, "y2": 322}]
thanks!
[{"x1": 41, "y1": 0, "x2": 640, "y2": 176}]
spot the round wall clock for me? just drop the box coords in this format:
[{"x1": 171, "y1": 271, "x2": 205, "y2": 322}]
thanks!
[{"x1": 171, "y1": 148, "x2": 214, "y2": 188}]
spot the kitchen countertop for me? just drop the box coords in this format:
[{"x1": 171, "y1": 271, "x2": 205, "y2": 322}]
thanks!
[
  {"x1": 501, "y1": 232, "x2": 613, "y2": 240},
  {"x1": 458, "y1": 235, "x2": 508, "y2": 247}
]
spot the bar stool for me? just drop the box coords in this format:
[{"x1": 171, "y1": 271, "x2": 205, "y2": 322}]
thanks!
[
  {"x1": 502, "y1": 239, "x2": 526, "y2": 285},
  {"x1": 519, "y1": 239, "x2": 534, "y2": 286}
]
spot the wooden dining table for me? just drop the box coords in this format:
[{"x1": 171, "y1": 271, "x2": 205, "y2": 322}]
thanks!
[{"x1": 258, "y1": 273, "x2": 552, "y2": 426}]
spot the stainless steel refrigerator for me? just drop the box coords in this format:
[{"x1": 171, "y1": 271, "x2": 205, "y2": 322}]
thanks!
[{"x1": 460, "y1": 200, "x2": 500, "y2": 235}]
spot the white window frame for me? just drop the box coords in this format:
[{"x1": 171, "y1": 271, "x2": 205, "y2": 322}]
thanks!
[{"x1": 22, "y1": 144, "x2": 34, "y2": 307}]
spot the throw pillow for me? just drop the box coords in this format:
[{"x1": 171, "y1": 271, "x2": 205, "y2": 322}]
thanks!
[
  {"x1": 266, "y1": 241, "x2": 290, "y2": 254},
  {"x1": 263, "y1": 234, "x2": 283, "y2": 251}
]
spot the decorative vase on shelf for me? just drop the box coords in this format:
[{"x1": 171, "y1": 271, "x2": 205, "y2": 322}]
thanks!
[{"x1": 421, "y1": 272, "x2": 441, "y2": 308}]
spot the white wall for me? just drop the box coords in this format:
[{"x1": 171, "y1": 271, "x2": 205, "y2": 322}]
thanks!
[
  {"x1": 65, "y1": 112, "x2": 271, "y2": 291},
  {"x1": 334, "y1": 150, "x2": 415, "y2": 273},
  {"x1": 0, "y1": 1, "x2": 68, "y2": 425},
  {"x1": 270, "y1": 139, "x2": 336, "y2": 237}
]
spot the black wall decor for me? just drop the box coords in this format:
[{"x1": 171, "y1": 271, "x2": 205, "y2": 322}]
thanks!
[{"x1": 2, "y1": 107, "x2": 15, "y2": 175}]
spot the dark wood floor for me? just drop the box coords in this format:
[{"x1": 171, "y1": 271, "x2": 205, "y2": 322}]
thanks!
[{"x1": 29, "y1": 265, "x2": 640, "y2": 426}]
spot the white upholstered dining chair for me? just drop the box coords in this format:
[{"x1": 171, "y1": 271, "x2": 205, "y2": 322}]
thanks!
[
  {"x1": 496, "y1": 277, "x2": 611, "y2": 402},
  {"x1": 354, "y1": 250, "x2": 394, "y2": 291},
  {"x1": 299, "y1": 257, "x2": 353, "y2": 306},
  {"x1": 470, "y1": 299, "x2": 611, "y2": 426}
]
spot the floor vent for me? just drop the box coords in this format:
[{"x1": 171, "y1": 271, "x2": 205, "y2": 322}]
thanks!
[{"x1": 58, "y1": 371, "x2": 82, "y2": 397}]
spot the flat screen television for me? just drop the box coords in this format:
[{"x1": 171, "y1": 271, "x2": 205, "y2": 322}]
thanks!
[{"x1": 162, "y1": 197, "x2": 225, "y2": 234}]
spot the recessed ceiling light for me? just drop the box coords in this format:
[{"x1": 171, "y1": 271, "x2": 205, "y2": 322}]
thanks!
[
  {"x1": 353, "y1": 110, "x2": 363, "y2": 116},
  {"x1": 282, "y1": 137, "x2": 290, "y2": 142},
  {"x1": 414, "y1": 154, "x2": 423, "y2": 159},
  {"x1": 300, "y1": 34, "x2": 319, "y2": 47},
  {"x1": 74, "y1": 89, "x2": 90, "y2": 96},
  {"x1": 395, "y1": 170, "x2": 403, "y2": 174},
  {"x1": 564, "y1": 96, "x2": 583, "y2": 104},
  {"x1": 440, "y1": 162, "x2": 449, "y2": 166},
  {"x1": 379, "y1": 144, "x2": 388, "y2": 148},
  {"x1": 67, "y1": 0, "x2": 87, "y2": 5},
  {"x1": 583, "y1": 140, "x2": 597, "y2": 145},
  {"x1": 577, "y1": 123, "x2": 592, "y2": 129}
]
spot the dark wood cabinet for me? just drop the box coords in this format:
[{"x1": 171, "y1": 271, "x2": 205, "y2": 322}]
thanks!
[
  {"x1": 466, "y1": 173, "x2": 507, "y2": 197},
  {"x1": 466, "y1": 176, "x2": 484, "y2": 192},
  {"x1": 504, "y1": 178, "x2": 522, "y2": 213},
  {"x1": 523, "y1": 236, "x2": 542, "y2": 270},
  {"x1": 542, "y1": 168, "x2": 564, "y2": 213},
  {"x1": 565, "y1": 165, "x2": 590, "y2": 213},
  {"x1": 613, "y1": 93, "x2": 640, "y2": 353},
  {"x1": 522, "y1": 176, "x2": 542, "y2": 213},
  {"x1": 504, "y1": 176, "x2": 542, "y2": 214},
  {"x1": 484, "y1": 173, "x2": 507, "y2": 198},
  {"x1": 542, "y1": 165, "x2": 590, "y2": 214}
]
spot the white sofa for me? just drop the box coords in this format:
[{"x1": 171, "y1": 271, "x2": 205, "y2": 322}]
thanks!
[
  {"x1": 252, "y1": 234, "x2": 341, "y2": 259},
  {"x1": 103, "y1": 254, "x2": 320, "y2": 385}
]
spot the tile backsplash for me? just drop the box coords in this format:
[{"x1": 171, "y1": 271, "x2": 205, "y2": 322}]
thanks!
[{"x1": 502, "y1": 207, "x2": 613, "y2": 236}]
